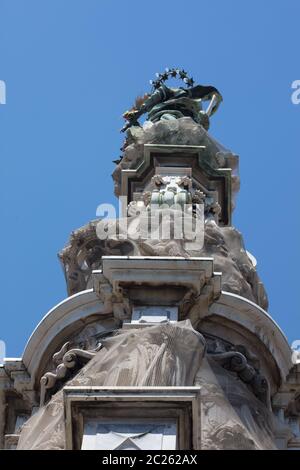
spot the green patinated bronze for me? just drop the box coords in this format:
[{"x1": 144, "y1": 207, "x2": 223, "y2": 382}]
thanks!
[{"x1": 122, "y1": 69, "x2": 222, "y2": 132}]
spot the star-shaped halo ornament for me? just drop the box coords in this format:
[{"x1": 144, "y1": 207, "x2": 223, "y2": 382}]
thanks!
[
  {"x1": 149, "y1": 67, "x2": 194, "y2": 91},
  {"x1": 121, "y1": 68, "x2": 197, "y2": 134}
]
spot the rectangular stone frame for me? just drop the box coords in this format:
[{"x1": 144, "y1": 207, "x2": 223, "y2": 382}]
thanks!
[
  {"x1": 64, "y1": 386, "x2": 202, "y2": 450},
  {"x1": 120, "y1": 144, "x2": 232, "y2": 226}
]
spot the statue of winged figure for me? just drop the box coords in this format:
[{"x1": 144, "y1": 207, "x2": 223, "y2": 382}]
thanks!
[{"x1": 122, "y1": 68, "x2": 222, "y2": 132}]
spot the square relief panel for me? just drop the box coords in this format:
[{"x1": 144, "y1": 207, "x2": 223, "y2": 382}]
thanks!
[{"x1": 82, "y1": 418, "x2": 177, "y2": 450}]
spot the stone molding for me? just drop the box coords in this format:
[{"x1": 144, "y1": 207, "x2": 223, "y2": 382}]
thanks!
[
  {"x1": 22, "y1": 290, "x2": 108, "y2": 385},
  {"x1": 63, "y1": 386, "x2": 201, "y2": 450},
  {"x1": 118, "y1": 144, "x2": 232, "y2": 226},
  {"x1": 208, "y1": 292, "x2": 292, "y2": 383},
  {"x1": 17, "y1": 287, "x2": 292, "y2": 393}
]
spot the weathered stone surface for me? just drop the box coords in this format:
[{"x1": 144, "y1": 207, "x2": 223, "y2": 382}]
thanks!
[
  {"x1": 17, "y1": 325, "x2": 278, "y2": 450},
  {"x1": 195, "y1": 358, "x2": 277, "y2": 450},
  {"x1": 17, "y1": 321, "x2": 206, "y2": 449},
  {"x1": 199, "y1": 220, "x2": 268, "y2": 309},
  {"x1": 113, "y1": 117, "x2": 239, "y2": 198},
  {"x1": 3, "y1": 77, "x2": 299, "y2": 450},
  {"x1": 59, "y1": 216, "x2": 268, "y2": 309}
]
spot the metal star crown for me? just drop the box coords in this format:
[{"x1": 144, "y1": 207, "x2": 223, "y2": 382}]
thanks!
[{"x1": 150, "y1": 68, "x2": 194, "y2": 90}]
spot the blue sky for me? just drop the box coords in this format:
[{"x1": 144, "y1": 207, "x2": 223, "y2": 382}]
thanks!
[{"x1": 0, "y1": 0, "x2": 299, "y2": 357}]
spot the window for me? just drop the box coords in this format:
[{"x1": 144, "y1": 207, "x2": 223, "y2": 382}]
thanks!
[{"x1": 64, "y1": 386, "x2": 201, "y2": 450}]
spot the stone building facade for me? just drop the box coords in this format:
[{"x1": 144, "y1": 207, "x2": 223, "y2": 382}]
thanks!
[{"x1": 1, "y1": 75, "x2": 300, "y2": 450}]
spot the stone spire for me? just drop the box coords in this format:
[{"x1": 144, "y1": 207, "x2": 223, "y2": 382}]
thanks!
[{"x1": 1, "y1": 70, "x2": 299, "y2": 450}]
